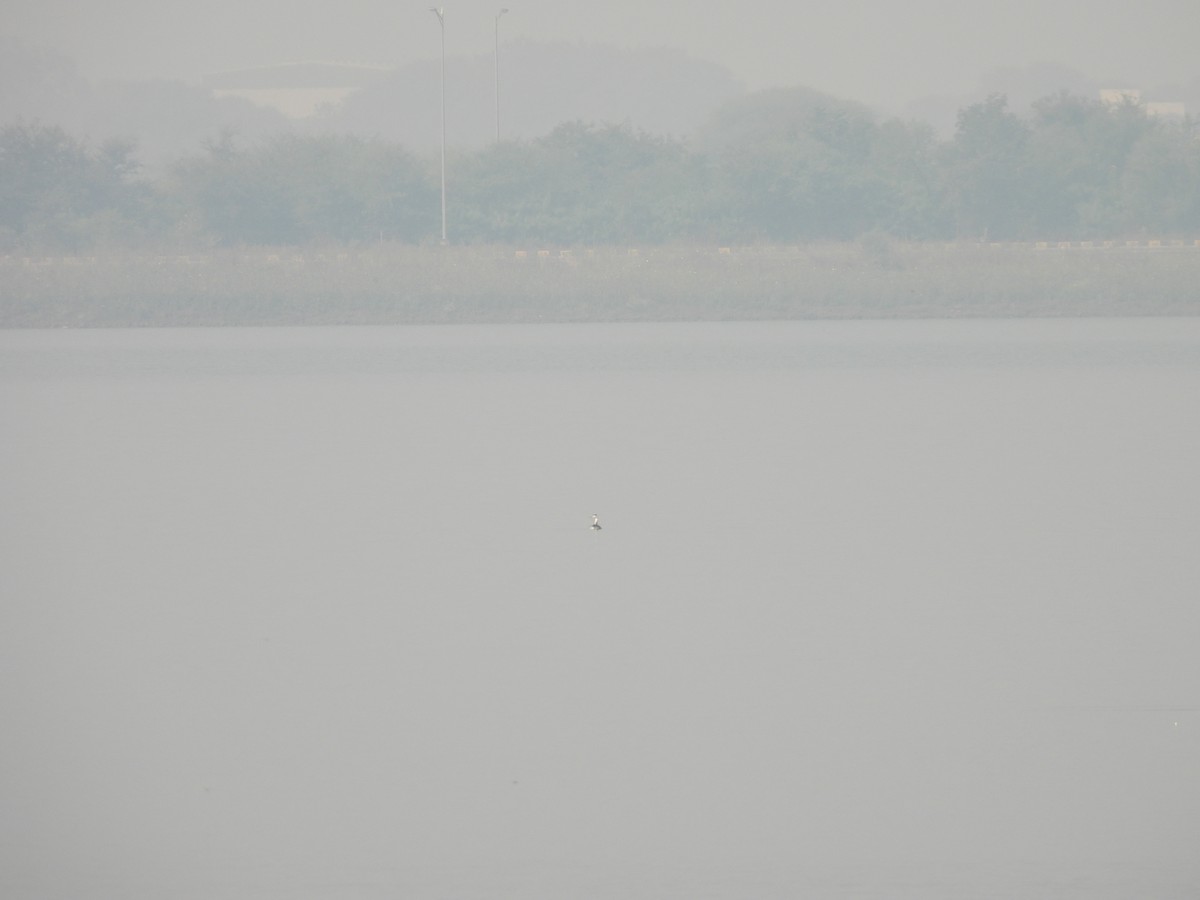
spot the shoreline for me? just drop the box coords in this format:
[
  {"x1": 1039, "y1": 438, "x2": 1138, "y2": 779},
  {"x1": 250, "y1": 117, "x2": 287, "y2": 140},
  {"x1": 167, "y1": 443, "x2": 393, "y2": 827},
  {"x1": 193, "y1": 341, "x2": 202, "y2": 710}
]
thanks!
[{"x1": 4, "y1": 242, "x2": 1199, "y2": 327}]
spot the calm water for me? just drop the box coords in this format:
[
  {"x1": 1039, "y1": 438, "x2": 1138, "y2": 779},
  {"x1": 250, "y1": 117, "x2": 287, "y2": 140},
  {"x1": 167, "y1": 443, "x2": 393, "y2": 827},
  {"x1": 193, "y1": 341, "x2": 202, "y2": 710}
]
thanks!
[{"x1": 2, "y1": 319, "x2": 1199, "y2": 900}]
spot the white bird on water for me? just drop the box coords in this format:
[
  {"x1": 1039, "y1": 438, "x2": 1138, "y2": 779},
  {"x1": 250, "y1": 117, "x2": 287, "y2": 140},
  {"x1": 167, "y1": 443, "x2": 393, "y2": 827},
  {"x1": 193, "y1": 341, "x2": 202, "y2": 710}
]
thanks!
[{"x1": 591, "y1": 514, "x2": 602, "y2": 531}]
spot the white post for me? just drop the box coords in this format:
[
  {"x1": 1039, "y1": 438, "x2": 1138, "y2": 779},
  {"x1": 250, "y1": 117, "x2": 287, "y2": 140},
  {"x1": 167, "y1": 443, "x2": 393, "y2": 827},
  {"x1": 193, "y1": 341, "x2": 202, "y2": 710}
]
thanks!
[
  {"x1": 430, "y1": 7, "x2": 447, "y2": 244},
  {"x1": 495, "y1": 8, "x2": 508, "y2": 142}
]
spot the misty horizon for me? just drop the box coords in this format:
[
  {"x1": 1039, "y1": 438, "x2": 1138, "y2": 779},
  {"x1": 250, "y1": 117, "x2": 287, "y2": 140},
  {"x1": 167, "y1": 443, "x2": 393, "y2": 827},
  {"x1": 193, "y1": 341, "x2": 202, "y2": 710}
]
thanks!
[
  {"x1": 4, "y1": 31, "x2": 1197, "y2": 173},
  {"x1": 5, "y1": 0, "x2": 1199, "y2": 122}
]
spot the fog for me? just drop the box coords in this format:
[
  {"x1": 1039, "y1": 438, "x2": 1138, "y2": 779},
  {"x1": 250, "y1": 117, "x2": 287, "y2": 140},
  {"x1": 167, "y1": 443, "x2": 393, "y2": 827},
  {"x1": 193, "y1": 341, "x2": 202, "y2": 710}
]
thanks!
[{"x1": 6, "y1": 0, "x2": 1199, "y2": 114}]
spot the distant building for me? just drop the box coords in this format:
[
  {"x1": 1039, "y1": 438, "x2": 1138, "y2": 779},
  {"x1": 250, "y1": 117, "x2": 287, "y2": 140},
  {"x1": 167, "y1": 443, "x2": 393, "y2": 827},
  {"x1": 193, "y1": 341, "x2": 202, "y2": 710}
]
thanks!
[
  {"x1": 1099, "y1": 88, "x2": 1142, "y2": 106},
  {"x1": 1099, "y1": 88, "x2": 1187, "y2": 120},
  {"x1": 1146, "y1": 101, "x2": 1187, "y2": 120},
  {"x1": 202, "y1": 62, "x2": 387, "y2": 118}
]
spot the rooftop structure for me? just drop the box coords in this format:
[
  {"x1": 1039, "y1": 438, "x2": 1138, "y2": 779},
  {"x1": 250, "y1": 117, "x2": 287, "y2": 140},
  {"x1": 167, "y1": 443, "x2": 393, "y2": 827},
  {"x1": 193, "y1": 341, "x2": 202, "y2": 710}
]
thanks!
[
  {"x1": 203, "y1": 62, "x2": 387, "y2": 118},
  {"x1": 1099, "y1": 88, "x2": 1187, "y2": 120}
]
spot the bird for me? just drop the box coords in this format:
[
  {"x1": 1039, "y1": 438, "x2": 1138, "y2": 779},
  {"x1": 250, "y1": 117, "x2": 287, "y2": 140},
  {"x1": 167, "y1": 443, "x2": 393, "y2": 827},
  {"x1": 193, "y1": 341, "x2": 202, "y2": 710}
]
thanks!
[{"x1": 591, "y1": 514, "x2": 602, "y2": 530}]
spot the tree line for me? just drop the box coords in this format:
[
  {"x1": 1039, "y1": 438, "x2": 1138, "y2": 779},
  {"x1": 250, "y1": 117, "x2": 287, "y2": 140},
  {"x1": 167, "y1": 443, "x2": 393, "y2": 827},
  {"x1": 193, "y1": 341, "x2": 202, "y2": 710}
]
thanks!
[{"x1": 2, "y1": 87, "x2": 1198, "y2": 252}]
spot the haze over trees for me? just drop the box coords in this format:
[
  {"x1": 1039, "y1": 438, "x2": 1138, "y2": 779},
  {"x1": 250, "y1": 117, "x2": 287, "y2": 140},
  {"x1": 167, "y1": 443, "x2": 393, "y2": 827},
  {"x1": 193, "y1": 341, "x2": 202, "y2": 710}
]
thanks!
[
  {"x1": 5, "y1": 92, "x2": 1198, "y2": 252},
  {"x1": 323, "y1": 40, "x2": 744, "y2": 151},
  {"x1": 2, "y1": 35, "x2": 1199, "y2": 252}
]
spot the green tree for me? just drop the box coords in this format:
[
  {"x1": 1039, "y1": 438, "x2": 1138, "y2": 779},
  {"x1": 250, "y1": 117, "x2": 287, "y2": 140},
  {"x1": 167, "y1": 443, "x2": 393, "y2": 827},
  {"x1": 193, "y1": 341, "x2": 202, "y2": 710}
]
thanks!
[
  {"x1": 0, "y1": 121, "x2": 149, "y2": 250},
  {"x1": 167, "y1": 133, "x2": 436, "y2": 245},
  {"x1": 1119, "y1": 123, "x2": 1200, "y2": 234},
  {"x1": 1023, "y1": 92, "x2": 1157, "y2": 237},
  {"x1": 454, "y1": 123, "x2": 702, "y2": 244},
  {"x1": 697, "y1": 88, "x2": 902, "y2": 241},
  {"x1": 446, "y1": 140, "x2": 547, "y2": 243},
  {"x1": 942, "y1": 95, "x2": 1032, "y2": 239},
  {"x1": 868, "y1": 118, "x2": 950, "y2": 239},
  {"x1": 167, "y1": 132, "x2": 295, "y2": 244},
  {"x1": 263, "y1": 134, "x2": 436, "y2": 243}
]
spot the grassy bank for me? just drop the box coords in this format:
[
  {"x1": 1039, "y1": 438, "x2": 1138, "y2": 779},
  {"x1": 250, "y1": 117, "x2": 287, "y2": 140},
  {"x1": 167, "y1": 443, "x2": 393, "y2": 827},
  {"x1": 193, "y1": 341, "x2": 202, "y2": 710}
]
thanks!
[{"x1": 3, "y1": 241, "x2": 1199, "y2": 327}]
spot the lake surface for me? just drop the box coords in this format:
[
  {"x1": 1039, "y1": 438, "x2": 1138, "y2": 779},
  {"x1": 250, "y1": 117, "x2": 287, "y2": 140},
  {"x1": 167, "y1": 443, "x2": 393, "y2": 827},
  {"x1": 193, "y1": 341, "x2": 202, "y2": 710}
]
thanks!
[{"x1": 2, "y1": 319, "x2": 1198, "y2": 900}]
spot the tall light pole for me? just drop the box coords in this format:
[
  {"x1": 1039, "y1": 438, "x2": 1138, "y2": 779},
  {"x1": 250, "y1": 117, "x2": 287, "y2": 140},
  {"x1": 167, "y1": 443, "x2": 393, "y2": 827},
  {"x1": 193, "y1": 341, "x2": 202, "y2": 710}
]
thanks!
[
  {"x1": 430, "y1": 6, "x2": 447, "y2": 244},
  {"x1": 494, "y1": 8, "x2": 508, "y2": 142}
]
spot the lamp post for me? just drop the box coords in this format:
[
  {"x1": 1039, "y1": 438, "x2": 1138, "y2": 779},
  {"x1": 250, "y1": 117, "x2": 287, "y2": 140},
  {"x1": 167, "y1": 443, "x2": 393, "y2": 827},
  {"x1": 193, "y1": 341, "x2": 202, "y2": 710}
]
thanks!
[
  {"x1": 495, "y1": 8, "x2": 508, "y2": 142},
  {"x1": 430, "y1": 6, "x2": 447, "y2": 244}
]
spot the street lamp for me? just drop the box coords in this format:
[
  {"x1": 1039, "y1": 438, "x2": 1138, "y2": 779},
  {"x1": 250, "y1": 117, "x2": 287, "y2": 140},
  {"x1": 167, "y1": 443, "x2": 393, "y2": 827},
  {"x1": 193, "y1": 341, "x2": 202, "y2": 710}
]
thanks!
[
  {"x1": 495, "y1": 8, "x2": 508, "y2": 142},
  {"x1": 430, "y1": 6, "x2": 447, "y2": 244}
]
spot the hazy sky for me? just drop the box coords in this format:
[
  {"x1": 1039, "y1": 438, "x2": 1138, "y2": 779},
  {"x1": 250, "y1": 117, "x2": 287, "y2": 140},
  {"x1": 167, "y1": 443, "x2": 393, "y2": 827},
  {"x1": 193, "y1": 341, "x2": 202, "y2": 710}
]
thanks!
[{"x1": 7, "y1": 0, "x2": 1199, "y2": 111}]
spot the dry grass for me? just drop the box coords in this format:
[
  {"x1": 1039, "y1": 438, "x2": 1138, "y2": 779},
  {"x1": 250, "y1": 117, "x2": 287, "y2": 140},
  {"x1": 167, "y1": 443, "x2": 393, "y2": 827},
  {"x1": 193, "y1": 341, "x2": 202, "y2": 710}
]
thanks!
[{"x1": 3, "y1": 242, "x2": 1198, "y2": 327}]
